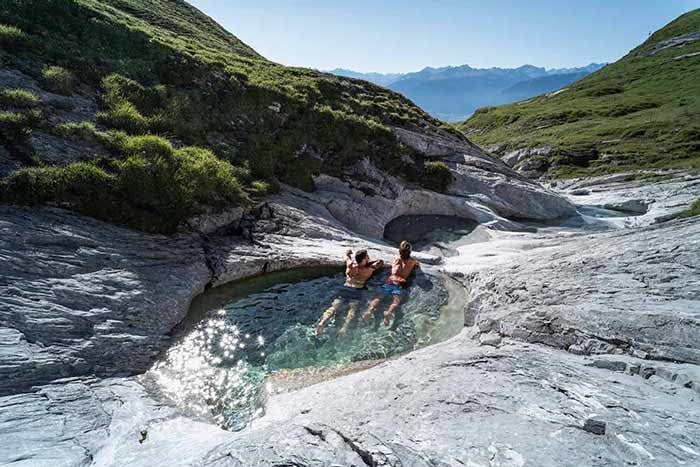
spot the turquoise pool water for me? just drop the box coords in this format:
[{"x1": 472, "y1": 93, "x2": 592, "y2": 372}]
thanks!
[{"x1": 150, "y1": 266, "x2": 464, "y2": 430}]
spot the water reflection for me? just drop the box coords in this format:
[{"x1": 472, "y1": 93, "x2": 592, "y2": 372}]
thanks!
[{"x1": 150, "y1": 268, "x2": 462, "y2": 431}]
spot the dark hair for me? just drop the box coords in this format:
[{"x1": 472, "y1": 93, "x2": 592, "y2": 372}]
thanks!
[
  {"x1": 399, "y1": 241, "x2": 412, "y2": 260},
  {"x1": 355, "y1": 249, "x2": 368, "y2": 263}
]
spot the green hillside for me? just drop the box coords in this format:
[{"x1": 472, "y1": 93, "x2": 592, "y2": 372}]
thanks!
[
  {"x1": 0, "y1": 0, "x2": 456, "y2": 232},
  {"x1": 458, "y1": 9, "x2": 700, "y2": 178}
]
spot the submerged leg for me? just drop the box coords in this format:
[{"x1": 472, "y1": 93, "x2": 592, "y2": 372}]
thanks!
[
  {"x1": 316, "y1": 298, "x2": 342, "y2": 336},
  {"x1": 338, "y1": 301, "x2": 359, "y2": 336},
  {"x1": 383, "y1": 295, "x2": 402, "y2": 326},
  {"x1": 362, "y1": 297, "x2": 381, "y2": 321}
]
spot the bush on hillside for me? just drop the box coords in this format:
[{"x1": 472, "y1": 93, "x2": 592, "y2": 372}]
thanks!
[
  {"x1": 0, "y1": 89, "x2": 40, "y2": 108},
  {"x1": 0, "y1": 109, "x2": 41, "y2": 142},
  {"x1": 0, "y1": 162, "x2": 114, "y2": 204},
  {"x1": 0, "y1": 23, "x2": 27, "y2": 47},
  {"x1": 96, "y1": 101, "x2": 149, "y2": 134},
  {"x1": 0, "y1": 143, "x2": 249, "y2": 232},
  {"x1": 676, "y1": 199, "x2": 700, "y2": 219},
  {"x1": 42, "y1": 66, "x2": 75, "y2": 96},
  {"x1": 422, "y1": 160, "x2": 453, "y2": 193},
  {"x1": 54, "y1": 121, "x2": 99, "y2": 142}
]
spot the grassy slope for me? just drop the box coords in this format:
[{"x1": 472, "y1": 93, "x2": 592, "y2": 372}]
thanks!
[
  {"x1": 458, "y1": 9, "x2": 700, "y2": 178},
  {"x1": 0, "y1": 0, "x2": 457, "y2": 231}
]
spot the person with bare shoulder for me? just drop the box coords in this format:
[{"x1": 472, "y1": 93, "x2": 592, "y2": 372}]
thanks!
[
  {"x1": 362, "y1": 241, "x2": 419, "y2": 326},
  {"x1": 315, "y1": 248, "x2": 384, "y2": 337}
]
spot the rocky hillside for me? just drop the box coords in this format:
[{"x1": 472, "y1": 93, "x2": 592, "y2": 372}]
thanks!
[
  {"x1": 0, "y1": 0, "x2": 467, "y2": 232},
  {"x1": 459, "y1": 9, "x2": 700, "y2": 179}
]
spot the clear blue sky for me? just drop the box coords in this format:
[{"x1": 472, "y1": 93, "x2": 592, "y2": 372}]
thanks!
[{"x1": 187, "y1": 0, "x2": 699, "y2": 72}]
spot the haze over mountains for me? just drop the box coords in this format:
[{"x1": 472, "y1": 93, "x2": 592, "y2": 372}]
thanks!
[{"x1": 330, "y1": 63, "x2": 605, "y2": 121}]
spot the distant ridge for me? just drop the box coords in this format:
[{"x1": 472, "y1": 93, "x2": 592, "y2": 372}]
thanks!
[
  {"x1": 329, "y1": 63, "x2": 605, "y2": 121},
  {"x1": 459, "y1": 8, "x2": 700, "y2": 178}
]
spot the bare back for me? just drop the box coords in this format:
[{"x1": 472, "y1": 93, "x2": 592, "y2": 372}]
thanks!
[
  {"x1": 345, "y1": 259, "x2": 376, "y2": 288},
  {"x1": 388, "y1": 256, "x2": 419, "y2": 284}
]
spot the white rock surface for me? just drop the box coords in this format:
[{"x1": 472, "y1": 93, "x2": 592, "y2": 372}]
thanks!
[{"x1": 0, "y1": 171, "x2": 699, "y2": 466}]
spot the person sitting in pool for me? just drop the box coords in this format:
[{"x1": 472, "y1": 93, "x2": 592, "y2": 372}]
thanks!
[
  {"x1": 315, "y1": 248, "x2": 384, "y2": 337},
  {"x1": 362, "y1": 241, "x2": 420, "y2": 326}
]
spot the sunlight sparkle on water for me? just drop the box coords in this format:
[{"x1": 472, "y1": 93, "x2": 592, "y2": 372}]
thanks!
[{"x1": 151, "y1": 318, "x2": 267, "y2": 430}]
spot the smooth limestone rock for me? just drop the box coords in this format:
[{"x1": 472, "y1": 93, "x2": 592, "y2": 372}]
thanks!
[
  {"x1": 0, "y1": 170, "x2": 698, "y2": 466},
  {"x1": 555, "y1": 171, "x2": 700, "y2": 226},
  {"x1": 458, "y1": 174, "x2": 700, "y2": 365},
  {"x1": 0, "y1": 206, "x2": 210, "y2": 396},
  {"x1": 159, "y1": 337, "x2": 700, "y2": 465},
  {"x1": 282, "y1": 157, "x2": 573, "y2": 240},
  {"x1": 4, "y1": 335, "x2": 698, "y2": 466}
]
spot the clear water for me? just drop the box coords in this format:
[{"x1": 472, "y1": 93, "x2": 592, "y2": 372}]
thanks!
[
  {"x1": 577, "y1": 205, "x2": 644, "y2": 218},
  {"x1": 150, "y1": 267, "x2": 463, "y2": 431}
]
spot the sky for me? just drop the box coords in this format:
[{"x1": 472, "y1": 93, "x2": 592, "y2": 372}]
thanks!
[{"x1": 187, "y1": 0, "x2": 699, "y2": 73}]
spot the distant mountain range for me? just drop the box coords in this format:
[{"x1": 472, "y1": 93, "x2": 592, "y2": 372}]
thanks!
[
  {"x1": 459, "y1": 9, "x2": 700, "y2": 179},
  {"x1": 328, "y1": 63, "x2": 605, "y2": 121}
]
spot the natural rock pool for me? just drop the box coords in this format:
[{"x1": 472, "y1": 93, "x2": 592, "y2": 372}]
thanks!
[{"x1": 149, "y1": 266, "x2": 466, "y2": 431}]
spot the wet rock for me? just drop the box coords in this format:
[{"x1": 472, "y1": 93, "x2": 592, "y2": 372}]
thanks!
[
  {"x1": 583, "y1": 417, "x2": 606, "y2": 435},
  {"x1": 603, "y1": 199, "x2": 650, "y2": 214},
  {"x1": 587, "y1": 359, "x2": 628, "y2": 372},
  {"x1": 0, "y1": 166, "x2": 698, "y2": 465}
]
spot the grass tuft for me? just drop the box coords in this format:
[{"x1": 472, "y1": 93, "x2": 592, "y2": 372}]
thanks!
[
  {"x1": 421, "y1": 160, "x2": 453, "y2": 192},
  {"x1": 0, "y1": 23, "x2": 27, "y2": 46},
  {"x1": 0, "y1": 88, "x2": 40, "y2": 108},
  {"x1": 41, "y1": 66, "x2": 75, "y2": 96},
  {"x1": 676, "y1": 199, "x2": 700, "y2": 218}
]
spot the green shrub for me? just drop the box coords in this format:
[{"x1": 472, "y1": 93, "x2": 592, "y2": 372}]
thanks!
[
  {"x1": 0, "y1": 109, "x2": 41, "y2": 142},
  {"x1": 1, "y1": 162, "x2": 114, "y2": 204},
  {"x1": 96, "y1": 101, "x2": 149, "y2": 134},
  {"x1": 41, "y1": 66, "x2": 75, "y2": 96},
  {"x1": 174, "y1": 146, "x2": 246, "y2": 207},
  {"x1": 116, "y1": 144, "x2": 246, "y2": 222},
  {"x1": 249, "y1": 180, "x2": 273, "y2": 196},
  {"x1": 0, "y1": 143, "x2": 248, "y2": 232},
  {"x1": 0, "y1": 23, "x2": 28, "y2": 47},
  {"x1": 422, "y1": 160, "x2": 453, "y2": 192},
  {"x1": 102, "y1": 74, "x2": 145, "y2": 108},
  {"x1": 121, "y1": 134, "x2": 174, "y2": 158},
  {"x1": 676, "y1": 199, "x2": 700, "y2": 219},
  {"x1": 0, "y1": 111, "x2": 25, "y2": 127},
  {"x1": 0, "y1": 89, "x2": 40, "y2": 108},
  {"x1": 54, "y1": 121, "x2": 99, "y2": 142}
]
